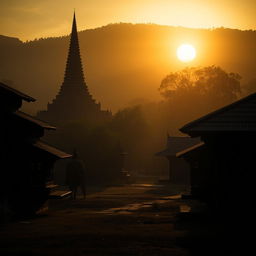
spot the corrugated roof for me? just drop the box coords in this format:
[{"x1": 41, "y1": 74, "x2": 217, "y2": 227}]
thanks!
[
  {"x1": 33, "y1": 140, "x2": 72, "y2": 159},
  {"x1": 176, "y1": 142, "x2": 205, "y2": 158},
  {"x1": 0, "y1": 82, "x2": 35, "y2": 102},
  {"x1": 156, "y1": 136, "x2": 201, "y2": 156},
  {"x1": 180, "y1": 92, "x2": 256, "y2": 135},
  {"x1": 14, "y1": 111, "x2": 56, "y2": 130}
]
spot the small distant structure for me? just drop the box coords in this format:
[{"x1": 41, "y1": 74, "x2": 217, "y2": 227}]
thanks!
[
  {"x1": 156, "y1": 136, "x2": 200, "y2": 184},
  {"x1": 0, "y1": 82, "x2": 71, "y2": 219},
  {"x1": 37, "y1": 12, "x2": 111, "y2": 125},
  {"x1": 178, "y1": 92, "x2": 256, "y2": 212}
]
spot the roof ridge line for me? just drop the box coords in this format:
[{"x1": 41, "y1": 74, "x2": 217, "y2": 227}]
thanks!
[{"x1": 180, "y1": 92, "x2": 256, "y2": 133}]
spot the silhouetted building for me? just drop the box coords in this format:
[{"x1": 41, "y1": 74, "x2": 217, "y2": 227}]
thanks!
[
  {"x1": 176, "y1": 91, "x2": 256, "y2": 253},
  {"x1": 156, "y1": 136, "x2": 200, "y2": 184},
  {"x1": 37, "y1": 13, "x2": 111, "y2": 124},
  {"x1": 0, "y1": 82, "x2": 71, "y2": 219},
  {"x1": 178, "y1": 92, "x2": 256, "y2": 212},
  {"x1": 176, "y1": 141, "x2": 206, "y2": 199}
]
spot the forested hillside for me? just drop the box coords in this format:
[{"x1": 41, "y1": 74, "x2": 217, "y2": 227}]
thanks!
[{"x1": 0, "y1": 23, "x2": 255, "y2": 114}]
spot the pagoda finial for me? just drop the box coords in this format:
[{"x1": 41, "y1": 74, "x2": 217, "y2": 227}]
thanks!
[
  {"x1": 62, "y1": 11, "x2": 86, "y2": 86},
  {"x1": 72, "y1": 10, "x2": 77, "y2": 35}
]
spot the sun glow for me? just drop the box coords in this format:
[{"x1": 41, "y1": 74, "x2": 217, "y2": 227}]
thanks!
[{"x1": 177, "y1": 44, "x2": 196, "y2": 62}]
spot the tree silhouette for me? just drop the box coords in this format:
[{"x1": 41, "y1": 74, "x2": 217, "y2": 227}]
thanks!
[
  {"x1": 159, "y1": 66, "x2": 241, "y2": 104},
  {"x1": 157, "y1": 66, "x2": 242, "y2": 132},
  {"x1": 242, "y1": 78, "x2": 256, "y2": 96}
]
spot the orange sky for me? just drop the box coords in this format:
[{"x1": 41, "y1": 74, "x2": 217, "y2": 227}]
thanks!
[{"x1": 1, "y1": 0, "x2": 255, "y2": 41}]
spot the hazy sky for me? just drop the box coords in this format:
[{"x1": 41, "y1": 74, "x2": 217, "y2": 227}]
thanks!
[{"x1": 1, "y1": 0, "x2": 256, "y2": 41}]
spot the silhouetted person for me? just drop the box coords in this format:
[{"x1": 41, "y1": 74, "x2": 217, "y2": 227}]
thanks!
[{"x1": 65, "y1": 150, "x2": 86, "y2": 199}]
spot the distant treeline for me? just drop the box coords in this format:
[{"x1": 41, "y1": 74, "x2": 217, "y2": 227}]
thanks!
[{"x1": 0, "y1": 23, "x2": 255, "y2": 115}]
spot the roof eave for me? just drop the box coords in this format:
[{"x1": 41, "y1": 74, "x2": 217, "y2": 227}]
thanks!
[
  {"x1": 15, "y1": 111, "x2": 56, "y2": 130},
  {"x1": 0, "y1": 82, "x2": 36, "y2": 102},
  {"x1": 179, "y1": 92, "x2": 256, "y2": 134},
  {"x1": 176, "y1": 142, "x2": 205, "y2": 158}
]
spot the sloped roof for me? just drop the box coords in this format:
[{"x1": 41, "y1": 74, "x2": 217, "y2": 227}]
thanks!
[
  {"x1": 14, "y1": 111, "x2": 56, "y2": 130},
  {"x1": 180, "y1": 92, "x2": 256, "y2": 135},
  {"x1": 156, "y1": 136, "x2": 201, "y2": 157},
  {"x1": 0, "y1": 82, "x2": 35, "y2": 102},
  {"x1": 176, "y1": 142, "x2": 205, "y2": 158},
  {"x1": 33, "y1": 140, "x2": 72, "y2": 159}
]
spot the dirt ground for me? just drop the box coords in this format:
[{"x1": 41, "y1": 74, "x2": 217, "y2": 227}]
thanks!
[{"x1": 0, "y1": 184, "x2": 195, "y2": 256}]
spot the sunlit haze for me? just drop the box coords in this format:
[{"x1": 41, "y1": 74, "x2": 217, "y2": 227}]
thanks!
[{"x1": 0, "y1": 0, "x2": 256, "y2": 41}]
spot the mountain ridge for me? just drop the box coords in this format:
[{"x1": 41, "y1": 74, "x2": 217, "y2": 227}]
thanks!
[{"x1": 0, "y1": 23, "x2": 255, "y2": 114}]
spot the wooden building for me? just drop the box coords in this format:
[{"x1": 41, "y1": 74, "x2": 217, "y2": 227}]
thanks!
[
  {"x1": 156, "y1": 136, "x2": 200, "y2": 184},
  {"x1": 0, "y1": 82, "x2": 71, "y2": 218},
  {"x1": 178, "y1": 92, "x2": 256, "y2": 215}
]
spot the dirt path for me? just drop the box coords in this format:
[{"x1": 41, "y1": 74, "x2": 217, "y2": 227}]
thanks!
[{"x1": 0, "y1": 184, "x2": 190, "y2": 256}]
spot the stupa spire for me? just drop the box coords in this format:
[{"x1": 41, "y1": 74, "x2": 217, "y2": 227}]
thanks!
[
  {"x1": 36, "y1": 12, "x2": 111, "y2": 124},
  {"x1": 63, "y1": 11, "x2": 86, "y2": 87}
]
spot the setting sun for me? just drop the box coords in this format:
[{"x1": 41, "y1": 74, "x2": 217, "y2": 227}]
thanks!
[{"x1": 177, "y1": 44, "x2": 196, "y2": 62}]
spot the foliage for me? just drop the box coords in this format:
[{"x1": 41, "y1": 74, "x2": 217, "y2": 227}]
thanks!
[
  {"x1": 111, "y1": 105, "x2": 148, "y2": 139},
  {"x1": 48, "y1": 106, "x2": 152, "y2": 184},
  {"x1": 156, "y1": 66, "x2": 243, "y2": 134},
  {"x1": 110, "y1": 105, "x2": 152, "y2": 171},
  {"x1": 242, "y1": 78, "x2": 256, "y2": 96},
  {"x1": 159, "y1": 66, "x2": 241, "y2": 103}
]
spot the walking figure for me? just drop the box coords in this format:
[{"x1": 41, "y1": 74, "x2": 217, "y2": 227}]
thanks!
[{"x1": 65, "y1": 150, "x2": 86, "y2": 199}]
